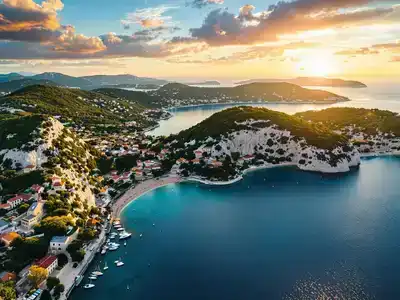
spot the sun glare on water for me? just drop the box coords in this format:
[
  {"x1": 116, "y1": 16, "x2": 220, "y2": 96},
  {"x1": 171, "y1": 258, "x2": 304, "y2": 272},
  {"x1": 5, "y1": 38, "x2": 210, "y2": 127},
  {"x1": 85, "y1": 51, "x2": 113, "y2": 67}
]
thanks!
[{"x1": 296, "y1": 53, "x2": 336, "y2": 77}]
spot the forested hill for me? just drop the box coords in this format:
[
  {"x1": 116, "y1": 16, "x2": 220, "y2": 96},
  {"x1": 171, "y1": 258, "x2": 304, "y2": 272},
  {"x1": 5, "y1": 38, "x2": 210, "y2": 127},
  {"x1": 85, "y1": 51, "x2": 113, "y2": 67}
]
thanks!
[
  {"x1": 150, "y1": 82, "x2": 349, "y2": 105},
  {"x1": 0, "y1": 85, "x2": 152, "y2": 125},
  {"x1": 236, "y1": 77, "x2": 367, "y2": 88},
  {"x1": 0, "y1": 78, "x2": 61, "y2": 94},
  {"x1": 173, "y1": 106, "x2": 347, "y2": 150},
  {"x1": 93, "y1": 88, "x2": 161, "y2": 108},
  {"x1": 296, "y1": 108, "x2": 400, "y2": 136}
]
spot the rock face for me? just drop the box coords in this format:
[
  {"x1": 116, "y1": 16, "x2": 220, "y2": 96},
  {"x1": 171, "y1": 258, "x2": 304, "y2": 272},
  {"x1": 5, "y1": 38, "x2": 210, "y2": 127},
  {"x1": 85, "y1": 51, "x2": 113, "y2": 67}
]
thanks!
[
  {"x1": 0, "y1": 116, "x2": 96, "y2": 207},
  {"x1": 196, "y1": 120, "x2": 360, "y2": 173}
]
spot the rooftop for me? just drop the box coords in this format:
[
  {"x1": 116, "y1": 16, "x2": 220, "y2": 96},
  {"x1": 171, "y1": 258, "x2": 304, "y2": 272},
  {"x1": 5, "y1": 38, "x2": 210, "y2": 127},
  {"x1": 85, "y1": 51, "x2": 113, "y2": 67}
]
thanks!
[
  {"x1": 51, "y1": 236, "x2": 69, "y2": 243},
  {"x1": 35, "y1": 255, "x2": 57, "y2": 269}
]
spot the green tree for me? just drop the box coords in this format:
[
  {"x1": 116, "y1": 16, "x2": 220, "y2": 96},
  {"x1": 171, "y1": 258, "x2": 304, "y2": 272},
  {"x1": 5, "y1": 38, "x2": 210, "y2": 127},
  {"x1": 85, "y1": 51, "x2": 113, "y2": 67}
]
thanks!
[
  {"x1": 0, "y1": 281, "x2": 16, "y2": 300},
  {"x1": 28, "y1": 265, "x2": 48, "y2": 288},
  {"x1": 53, "y1": 284, "x2": 65, "y2": 299},
  {"x1": 39, "y1": 289, "x2": 52, "y2": 300},
  {"x1": 35, "y1": 216, "x2": 74, "y2": 238},
  {"x1": 46, "y1": 277, "x2": 60, "y2": 291},
  {"x1": 17, "y1": 203, "x2": 30, "y2": 214}
]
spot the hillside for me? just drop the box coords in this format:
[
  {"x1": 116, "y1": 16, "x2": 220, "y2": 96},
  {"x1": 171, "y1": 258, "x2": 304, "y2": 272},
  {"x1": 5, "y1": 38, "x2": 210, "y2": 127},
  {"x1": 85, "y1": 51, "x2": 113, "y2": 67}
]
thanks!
[
  {"x1": 187, "y1": 81, "x2": 221, "y2": 86},
  {"x1": 0, "y1": 78, "x2": 61, "y2": 94},
  {"x1": 31, "y1": 72, "x2": 92, "y2": 88},
  {"x1": 93, "y1": 88, "x2": 161, "y2": 108},
  {"x1": 236, "y1": 77, "x2": 367, "y2": 88},
  {"x1": 0, "y1": 115, "x2": 98, "y2": 207},
  {"x1": 296, "y1": 107, "x2": 400, "y2": 137},
  {"x1": 0, "y1": 73, "x2": 25, "y2": 83},
  {"x1": 81, "y1": 74, "x2": 168, "y2": 87},
  {"x1": 168, "y1": 107, "x2": 359, "y2": 175},
  {"x1": 0, "y1": 85, "x2": 152, "y2": 126},
  {"x1": 150, "y1": 82, "x2": 349, "y2": 107}
]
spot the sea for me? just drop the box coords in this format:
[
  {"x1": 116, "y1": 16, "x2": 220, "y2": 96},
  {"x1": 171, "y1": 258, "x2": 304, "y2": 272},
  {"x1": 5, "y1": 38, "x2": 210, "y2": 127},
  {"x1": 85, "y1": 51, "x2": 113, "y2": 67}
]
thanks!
[
  {"x1": 148, "y1": 82, "x2": 400, "y2": 136},
  {"x1": 69, "y1": 82, "x2": 400, "y2": 300}
]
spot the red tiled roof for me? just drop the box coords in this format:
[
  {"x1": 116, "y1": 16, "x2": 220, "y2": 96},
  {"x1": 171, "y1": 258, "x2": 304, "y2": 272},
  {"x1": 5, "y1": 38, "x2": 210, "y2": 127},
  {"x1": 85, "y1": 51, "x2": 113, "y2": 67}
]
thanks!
[
  {"x1": 53, "y1": 182, "x2": 64, "y2": 187},
  {"x1": 31, "y1": 184, "x2": 43, "y2": 193},
  {"x1": 0, "y1": 203, "x2": 11, "y2": 210},
  {"x1": 35, "y1": 255, "x2": 57, "y2": 269},
  {"x1": 7, "y1": 194, "x2": 32, "y2": 203}
]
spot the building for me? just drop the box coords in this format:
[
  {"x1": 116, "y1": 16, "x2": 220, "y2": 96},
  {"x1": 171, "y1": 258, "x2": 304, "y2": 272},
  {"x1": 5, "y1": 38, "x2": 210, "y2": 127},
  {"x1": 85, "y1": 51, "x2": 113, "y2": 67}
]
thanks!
[
  {"x1": 194, "y1": 150, "x2": 203, "y2": 159},
  {"x1": 0, "y1": 232, "x2": 20, "y2": 247},
  {"x1": 30, "y1": 185, "x2": 44, "y2": 199},
  {"x1": 52, "y1": 181, "x2": 65, "y2": 191},
  {"x1": 6, "y1": 194, "x2": 32, "y2": 209},
  {"x1": 0, "y1": 272, "x2": 16, "y2": 282},
  {"x1": 0, "y1": 203, "x2": 11, "y2": 211},
  {"x1": 176, "y1": 158, "x2": 188, "y2": 165},
  {"x1": 0, "y1": 219, "x2": 9, "y2": 234},
  {"x1": 49, "y1": 228, "x2": 79, "y2": 254},
  {"x1": 21, "y1": 202, "x2": 44, "y2": 230},
  {"x1": 35, "y1": 255, "x2": 58, "y2": 276}
]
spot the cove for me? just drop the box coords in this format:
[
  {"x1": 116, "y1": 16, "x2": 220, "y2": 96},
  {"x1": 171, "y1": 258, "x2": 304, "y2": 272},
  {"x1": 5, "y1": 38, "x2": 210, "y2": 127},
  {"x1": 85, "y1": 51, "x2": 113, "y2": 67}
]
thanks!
[{"x1": 70, "y1": 156, "x2": 400, "y2": 300}]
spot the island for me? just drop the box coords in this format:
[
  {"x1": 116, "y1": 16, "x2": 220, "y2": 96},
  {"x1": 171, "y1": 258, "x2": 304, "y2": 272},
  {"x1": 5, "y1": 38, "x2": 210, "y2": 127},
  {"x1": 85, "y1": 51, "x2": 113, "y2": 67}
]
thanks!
[
  {"x1": 148, "y1": 82, "x2": 350, "y2": 108},
  {"x1": 236, "y1": 77, "x2": 367, "y2": 88},
  {"x1": 186, "y1": 81, "x2": 221, "y2": 86}
]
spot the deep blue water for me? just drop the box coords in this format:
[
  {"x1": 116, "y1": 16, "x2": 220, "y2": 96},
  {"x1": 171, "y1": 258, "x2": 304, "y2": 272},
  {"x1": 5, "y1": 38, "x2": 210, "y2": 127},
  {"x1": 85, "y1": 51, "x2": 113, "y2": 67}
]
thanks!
[{"x1": 71, "y1": 156, "x2": 400, "y2": 300}]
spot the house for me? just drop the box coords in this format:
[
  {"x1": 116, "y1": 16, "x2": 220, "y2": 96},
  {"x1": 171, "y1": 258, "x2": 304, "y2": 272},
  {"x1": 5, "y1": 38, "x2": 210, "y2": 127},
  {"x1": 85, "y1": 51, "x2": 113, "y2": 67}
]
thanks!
[
  {"x1": 136, "y1": 160, "x2": 143, "y2": 169},
  {"x1": 0, "y1": 219, "x2": 10, "y2": 234},
  {"x1": 237, "y1": 158, "x2": 245, "y2": 166},
  {"x1": 0, "y1": 232, "x2": 20, "y2": 247},
  {"x1": 49, "y1": 228, "x2": 79, "y2": 254},
  {"x1": 160, "y1": 149, "x2": 169, "y2": 155},
  {"x1": 35, "y1": 255, "x2": 58, "y2": 276},
  {"x1": 111, "y1": 175, "x2": 121, "y2": 183},
  {"x1": 194, "y1": 150, "x2": 203, "y2": 159},
  {"x1": 192, "y1": 158, "x2": 201, "y2": 165},
  {"x1": 144, "y1": 160, "x2": 156, "y2": 167},
  {"x1": 7, "y1": 194, "x2": 32, "y2": 209},
  {"x1": 31, "y1": 184, "x2": 44, "y2": 195},
  {"x1": 21, "y1": 201, "x2": 44, "y2": 230},
  {"x1": 52, "y1": 181, "x2": 65, "y2": 191},
  {"x1": 0, "y1": 272, "x2": 16, "y2": 282},
  {"x1": 0, "y1": 203, "x2": 11, "y2": 211},
  {"x1": 243, "y1": 155, "x2": 255, "y2": 162},
  {"x1": 23, "y1": 165, "x2": 35, "y2": 173},
  {"x1": 176, "y1": 158, "x2": 188, "y2": 165},
  {"x1": 135, "y1": 171, "x2": 143, "y2": 180}
]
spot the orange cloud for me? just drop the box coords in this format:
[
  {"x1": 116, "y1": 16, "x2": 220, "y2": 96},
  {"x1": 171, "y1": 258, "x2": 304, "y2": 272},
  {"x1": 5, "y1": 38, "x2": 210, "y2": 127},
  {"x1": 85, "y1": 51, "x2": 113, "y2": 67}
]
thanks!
[{"x1": 53, "y1": 27, "x2": 106, "y2": 53}]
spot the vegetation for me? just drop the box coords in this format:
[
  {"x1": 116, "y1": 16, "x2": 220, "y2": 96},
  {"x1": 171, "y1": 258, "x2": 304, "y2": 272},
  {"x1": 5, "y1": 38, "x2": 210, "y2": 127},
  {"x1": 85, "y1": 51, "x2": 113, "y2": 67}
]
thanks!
[
  {"x1": 0, "y1": 170, "x2": 45, "y2": 196},
  {"x1": 93, "y1": 88, "x2": 161, "y2": 108},
  {"x1": 0, "y1": 281, "x2": 16, "y2": 300},
  {"x1": 46, "y1": 277, "x2": 60, "y2": 291},
  {"x1": 53, "y1": 284, "x2": 65, "y2": 299},
  {"x1": 67, "y1": 240, "x2": 85, "y2": 262},
  {"x1": 296, "y1": 107, "x2": 400, "y2": 136},
  {"x1": 172, "y1": 107, "x2": 348, "y2": 150},
  {"x1": 40, "y1": 289, "x2": 52, "y2": 300},
  {"x1": 35, "y1": 216, "x2": 74, "y2": 238},
  {"x1": 28, "y1": 265, "x2": 48, "y2": 288},
  {"x1": 5, "y1": 237, "x2": 48, "y2": 272},
  {"x1": 151, "y1": 82, "x2": 348, "y2": 103}
]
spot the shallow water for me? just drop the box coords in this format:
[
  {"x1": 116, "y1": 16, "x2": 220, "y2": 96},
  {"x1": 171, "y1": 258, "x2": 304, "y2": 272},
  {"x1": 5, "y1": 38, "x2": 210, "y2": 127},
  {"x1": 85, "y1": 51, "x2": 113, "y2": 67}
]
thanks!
[{"x1": 71, "y1": 156, "x2": 400, "y2": 300}]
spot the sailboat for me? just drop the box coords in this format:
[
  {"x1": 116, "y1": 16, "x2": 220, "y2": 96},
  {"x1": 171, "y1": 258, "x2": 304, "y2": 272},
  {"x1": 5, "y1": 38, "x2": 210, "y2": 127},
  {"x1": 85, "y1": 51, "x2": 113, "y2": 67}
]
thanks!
[
  {"x1": 127, "y1": 284, "x2": 130, "y2": 290},
  {"x1": 124, "y1": 241, "x2": 127, "y2": 247},
  {"x1": 103, "y1": 262, "x2": 108, "y2": 270},
  {"x1": 92, "y1": 265, "x2": 103, "y2": 276}
]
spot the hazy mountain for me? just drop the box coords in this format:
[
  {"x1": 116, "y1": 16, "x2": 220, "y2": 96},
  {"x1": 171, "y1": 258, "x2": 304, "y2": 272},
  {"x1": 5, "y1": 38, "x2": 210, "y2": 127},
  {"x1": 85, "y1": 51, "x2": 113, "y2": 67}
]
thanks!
[
  {"x1": 0, "y1": 73, "x2": 25, "y2": 83},
  {"x1": 81, "y1": 74, "x2": 168, "y2": 87},
  {"x1": 31, "y1": 72, "x2": 92, "y2": 88},
  {"x1": 236, "y1": 77, "x2": 367, "y2": 88},
  {"x1": 0, "y1": 79, "x2": 61, "y2": 94}
]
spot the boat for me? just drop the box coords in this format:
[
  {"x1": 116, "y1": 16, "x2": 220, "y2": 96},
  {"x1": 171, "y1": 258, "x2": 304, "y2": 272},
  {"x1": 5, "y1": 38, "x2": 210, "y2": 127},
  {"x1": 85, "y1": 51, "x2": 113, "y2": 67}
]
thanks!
[
  {"x1": 114, "y1": 224, "x2": 122, "y2": 229},
  {"x1": 114, "y1": 259, "x2": 119, "y2": 264},
  {"x1": 101, "y1": 249, "x2": 107, "y2": 255},
  {"x1": 103, "y1": 262, "x2": 108, "y2": 270},
  {"x1": 83, "y1": 281, "x2": 95, "y2": 289},
  {"x1": 92, "y1": 266, "x2": 103, "y2": 276},
  {"x1": 124, "y1": 241, "x2": 127, "y2": 247},
  {"x1": 116, "y1": 261, "x2": 124, "y2": 267},
  {"x1": 109, "y1": 246, "x2": 119, "y2": 251},
  {"x1": 88, "y1": 276, "x2": 97, "y2": 280},
  {"x1": 117, "y1": 227, "x2": 125, "y2": 231},
  {"x1": 119, "y1": 231, "x2": 132, "y2": 240},
  {"x1": 139, "y1": 233, "x2": 143, "y2": 237},
  {"x1": 127, "y1": 285, "x2": 130, "y2": 290}
]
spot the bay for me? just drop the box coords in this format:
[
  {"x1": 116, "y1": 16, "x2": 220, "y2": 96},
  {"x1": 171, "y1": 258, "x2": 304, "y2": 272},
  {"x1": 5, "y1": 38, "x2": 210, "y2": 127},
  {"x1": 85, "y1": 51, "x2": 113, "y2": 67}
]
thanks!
[{"x1": 70, "y1": 156, "x2": 400, "y2": 300}]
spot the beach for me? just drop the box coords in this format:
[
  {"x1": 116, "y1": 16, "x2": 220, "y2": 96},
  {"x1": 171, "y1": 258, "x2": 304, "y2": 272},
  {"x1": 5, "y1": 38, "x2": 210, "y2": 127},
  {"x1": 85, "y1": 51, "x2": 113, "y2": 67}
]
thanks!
[{"x1": 112, "y1": 176, "x2": 182, "y2": 217}]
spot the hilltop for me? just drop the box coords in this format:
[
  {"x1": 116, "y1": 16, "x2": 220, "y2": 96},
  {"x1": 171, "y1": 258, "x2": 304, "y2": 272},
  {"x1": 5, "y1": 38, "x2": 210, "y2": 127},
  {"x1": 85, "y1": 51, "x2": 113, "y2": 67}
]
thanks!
[
  {"x1": 81, "y1": 74, "x2": 167, "y2": 87},
  {"x1": 0, "y1": 85, "x2": 153, "y2": 126},
  {"x1": 31, "y1": 72, "x2": 92, "y2": 88},
  {"x1": 236, "y1": 77, "x2": 367, "y2": 88},
  {"x1": 0, "y1": 78, "x2": 61, "y2": 94},
  {"x1": 150, "y1": 82, "x2": 349, "y2": 107}
]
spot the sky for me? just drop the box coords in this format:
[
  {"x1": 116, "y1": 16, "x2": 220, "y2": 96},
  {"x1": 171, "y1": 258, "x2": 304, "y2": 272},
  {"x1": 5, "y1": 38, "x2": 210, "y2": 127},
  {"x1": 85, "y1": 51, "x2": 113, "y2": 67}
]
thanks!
[{"x1": 0, "y1": 0, "x2": 399, "y2": 80}]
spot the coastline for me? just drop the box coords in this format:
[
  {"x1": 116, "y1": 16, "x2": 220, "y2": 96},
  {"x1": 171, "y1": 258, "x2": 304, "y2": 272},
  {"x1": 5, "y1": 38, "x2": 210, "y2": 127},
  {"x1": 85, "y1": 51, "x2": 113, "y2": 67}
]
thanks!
[{"x1": 112, "y1": 153, "x2": 399, "y2": 218}]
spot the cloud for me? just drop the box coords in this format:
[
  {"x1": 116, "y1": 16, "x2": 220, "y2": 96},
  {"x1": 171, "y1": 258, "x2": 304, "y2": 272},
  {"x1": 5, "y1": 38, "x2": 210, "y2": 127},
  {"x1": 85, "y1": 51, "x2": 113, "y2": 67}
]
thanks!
[
  {"x1": 188, "y1": 0, "x2": 224, "y2": 9},
  {"x1": 0, "y1": 0, "x2": 63, "y2": 42},
  {"x1": 121, "y1": 5, "x2": 178, "y2": 29},
  {"x1": 52, "y1": 26, "x2": 106, "y2": 53},
  {"x1": 372, "y1": 41, "x2": 400, "y2": 52},
  {"x1": 335, "y1": 40, "x2": 400, "y2": 56},
  {"x1": 391, "y1": 56, "x2": 400, "y2": 62},
  {"x1": 186, "y1": 1, "x2": 397, "y2": 46}
]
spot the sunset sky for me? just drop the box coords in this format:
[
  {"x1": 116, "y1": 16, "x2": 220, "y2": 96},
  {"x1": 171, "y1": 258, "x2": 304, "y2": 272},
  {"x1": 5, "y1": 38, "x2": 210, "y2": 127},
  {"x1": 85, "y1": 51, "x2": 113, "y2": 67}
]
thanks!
[{"x1": 0, "y1": 0, "x2": 399, "y2": 80}]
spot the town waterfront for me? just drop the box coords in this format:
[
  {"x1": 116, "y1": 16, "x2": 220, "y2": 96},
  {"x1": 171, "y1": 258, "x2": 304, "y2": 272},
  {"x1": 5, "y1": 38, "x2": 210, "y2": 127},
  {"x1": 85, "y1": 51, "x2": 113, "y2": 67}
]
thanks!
[{"x1": 70, "y1": 156, "x2": 400, "y2": 300}]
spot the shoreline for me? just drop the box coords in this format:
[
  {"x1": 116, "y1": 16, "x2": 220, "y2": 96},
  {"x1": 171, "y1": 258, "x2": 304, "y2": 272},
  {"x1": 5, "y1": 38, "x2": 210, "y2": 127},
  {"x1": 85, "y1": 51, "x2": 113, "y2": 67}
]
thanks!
[
  {"x1": 166, "y1": 99, "x2": 349, "y2": 111},
  {"x1": 112, "y1": 153, "x2": 399, "y2": 217}
]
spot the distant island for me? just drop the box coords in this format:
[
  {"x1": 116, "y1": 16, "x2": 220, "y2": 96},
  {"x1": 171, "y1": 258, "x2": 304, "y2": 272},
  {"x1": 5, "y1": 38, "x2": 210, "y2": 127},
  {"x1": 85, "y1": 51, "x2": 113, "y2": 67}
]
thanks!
[
  {"x1": 186, "y1": 81, "x2": 221, "y2": 86},
  {"x1": 149, "y1": 82, "x2": 349, "y2": 107},
  {"x1": 236, "y1": 77, "x2": 367, "y2": 88}
]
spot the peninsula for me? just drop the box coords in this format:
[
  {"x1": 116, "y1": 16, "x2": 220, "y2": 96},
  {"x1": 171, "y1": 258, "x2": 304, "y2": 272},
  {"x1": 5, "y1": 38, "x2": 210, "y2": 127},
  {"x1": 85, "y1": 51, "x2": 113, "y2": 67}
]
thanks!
[{"x1": 236, "y1": 77, "x2": 367, "y2": 88}]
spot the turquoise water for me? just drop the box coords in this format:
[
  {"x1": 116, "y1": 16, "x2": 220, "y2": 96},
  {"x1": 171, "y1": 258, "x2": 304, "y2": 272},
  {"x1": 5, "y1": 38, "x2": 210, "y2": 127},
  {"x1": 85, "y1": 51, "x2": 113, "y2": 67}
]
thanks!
[
  {"x1": 149, "y1": 83, "x2": 400, "y2": 136},
  {"x1": 71, "y1": 156, "x2": 400, "y2": 300}
]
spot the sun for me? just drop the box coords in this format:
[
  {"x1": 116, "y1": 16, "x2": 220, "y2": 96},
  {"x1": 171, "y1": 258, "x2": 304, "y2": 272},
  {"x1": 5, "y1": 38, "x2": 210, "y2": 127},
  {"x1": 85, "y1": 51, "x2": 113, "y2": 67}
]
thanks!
[{"x1": 296, "y1": 53, "x2": 336, "y2": 77}]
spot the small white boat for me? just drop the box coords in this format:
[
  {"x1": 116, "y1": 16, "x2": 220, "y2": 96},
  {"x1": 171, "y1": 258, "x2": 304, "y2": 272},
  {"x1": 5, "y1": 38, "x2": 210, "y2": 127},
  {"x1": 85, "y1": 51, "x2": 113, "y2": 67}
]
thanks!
[
  {"x1": 84, "y1": 283, "x2": 95, "y2": 289},
  {"x1": 119, "y1": 232, "x2": 132, "y2": 240},
  {"x1": 103, "y1": 262, "x2": 108, "y2": 270},
  {"x1": 88, "y1": 276, "x2": 97, "y2": 280},
  {"x1": 139, "y1": 233, "x2": 143, "y2": 237},
  {"x1": 101, "y1": 249, "x2": 107, "y2": 255},
  {"x1": 114, "y1": 224, "x2": 122, "y2": 229},
  {"x1": 124, "y1": 241, "x2": 127, "y2": 247},
  {"x1": 116, "y1": 261, "x2": 124, "y2": 267},
  {"x1": 117, "y1": 227, "x2": 125, "y2": 231},
  {"x1": 114, "y1": 260, "x2": 119, "y2": 264},
  {"x1": 109, "y1": 246, "x2": 119, "y2": 251}
]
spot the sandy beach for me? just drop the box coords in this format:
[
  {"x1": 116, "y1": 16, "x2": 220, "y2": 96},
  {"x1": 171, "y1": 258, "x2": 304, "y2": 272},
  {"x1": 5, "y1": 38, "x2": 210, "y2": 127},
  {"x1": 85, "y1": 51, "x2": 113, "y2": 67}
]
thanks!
[{"x1": 112, "y1": 176, "x2": 182, "y2": 217}]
